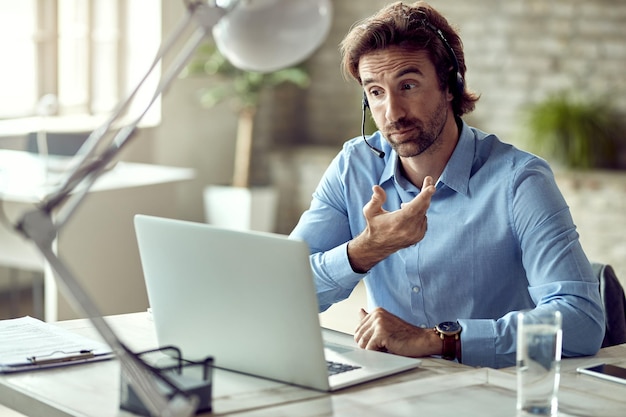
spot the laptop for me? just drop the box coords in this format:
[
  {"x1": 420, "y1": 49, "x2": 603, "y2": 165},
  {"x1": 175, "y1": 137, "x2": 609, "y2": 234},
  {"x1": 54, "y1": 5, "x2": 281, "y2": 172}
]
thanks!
[{"x1": 134, "y1": 214, "x2": 421, "y2": 391}]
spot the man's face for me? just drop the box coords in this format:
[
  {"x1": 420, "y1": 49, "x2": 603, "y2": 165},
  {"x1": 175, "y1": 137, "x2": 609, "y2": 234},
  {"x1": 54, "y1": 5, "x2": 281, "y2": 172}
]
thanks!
[{"x1": 359, "y1": 46, "x2": 453, "y2": 158}]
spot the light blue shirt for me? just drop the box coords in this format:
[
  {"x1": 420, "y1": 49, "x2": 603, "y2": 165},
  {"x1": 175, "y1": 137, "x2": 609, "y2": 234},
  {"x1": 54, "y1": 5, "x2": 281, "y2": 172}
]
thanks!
[{"x1": 290, "y1": 120, "x2": 605, "y2": 368}]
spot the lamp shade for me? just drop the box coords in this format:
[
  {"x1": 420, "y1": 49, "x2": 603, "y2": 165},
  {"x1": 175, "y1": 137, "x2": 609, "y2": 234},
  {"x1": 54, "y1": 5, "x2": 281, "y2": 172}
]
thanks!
[{"x1": 212, "y1": 0, "x2": 332, "y2": 73}]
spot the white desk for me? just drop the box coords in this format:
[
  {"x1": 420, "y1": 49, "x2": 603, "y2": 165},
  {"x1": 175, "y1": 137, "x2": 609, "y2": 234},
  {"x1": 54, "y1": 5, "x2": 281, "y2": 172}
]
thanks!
[
  {"x1": 0, "y1": 150, "x2": 194, "y2": 321},
  {"x1": 0, "y1": 312, "x2": 624, "y2": 417}
]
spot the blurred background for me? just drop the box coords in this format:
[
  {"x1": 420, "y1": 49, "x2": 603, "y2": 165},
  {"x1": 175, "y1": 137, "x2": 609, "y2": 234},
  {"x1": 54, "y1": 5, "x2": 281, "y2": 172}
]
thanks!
[{"x1": 0, "y1": 0, "x2": 624, "y2": 321}]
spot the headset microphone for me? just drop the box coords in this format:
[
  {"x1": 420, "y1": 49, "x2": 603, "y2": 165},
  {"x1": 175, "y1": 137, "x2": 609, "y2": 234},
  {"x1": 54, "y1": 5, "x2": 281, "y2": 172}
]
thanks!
[{"x1": 361, "y1": 93, "x2": 385, "y2": 158}]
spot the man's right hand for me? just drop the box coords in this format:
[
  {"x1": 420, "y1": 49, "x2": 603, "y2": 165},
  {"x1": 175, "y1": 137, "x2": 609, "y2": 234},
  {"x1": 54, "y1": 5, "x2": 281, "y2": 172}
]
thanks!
[
  {"x1": 347, "y1": 176, "x2": 435, "y2": 273},
  {"x1": 355, "y1": 307, "x2": 443, "y2": 357}
]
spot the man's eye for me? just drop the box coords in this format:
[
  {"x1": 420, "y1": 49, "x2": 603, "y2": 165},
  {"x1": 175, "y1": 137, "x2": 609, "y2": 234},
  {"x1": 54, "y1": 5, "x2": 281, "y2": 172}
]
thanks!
[{"x1": 402, "y1": 83, "x2": 416, "y2": 90}]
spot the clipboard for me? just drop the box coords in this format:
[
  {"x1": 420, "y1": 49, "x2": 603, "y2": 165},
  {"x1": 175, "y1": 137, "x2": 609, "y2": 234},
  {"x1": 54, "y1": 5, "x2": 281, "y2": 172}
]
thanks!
[
  {"x1": 1, "y1": 349, "x2": 115, "y2": 374},
  {"x1": 0, "y1": 316, "x2": 114, "y2": 374}
]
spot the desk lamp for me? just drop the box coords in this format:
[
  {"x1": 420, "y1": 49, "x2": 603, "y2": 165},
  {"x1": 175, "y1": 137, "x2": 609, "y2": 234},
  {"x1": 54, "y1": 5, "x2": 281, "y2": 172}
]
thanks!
[{"x1": 11, "y1": 1, "x2": 332, "y2": 415}]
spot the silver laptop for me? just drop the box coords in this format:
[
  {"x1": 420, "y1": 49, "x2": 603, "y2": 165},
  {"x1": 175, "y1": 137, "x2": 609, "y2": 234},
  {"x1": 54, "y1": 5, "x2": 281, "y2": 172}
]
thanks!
[{"x1": 134, "y1": 214, "x2": 421, "y2": 391}]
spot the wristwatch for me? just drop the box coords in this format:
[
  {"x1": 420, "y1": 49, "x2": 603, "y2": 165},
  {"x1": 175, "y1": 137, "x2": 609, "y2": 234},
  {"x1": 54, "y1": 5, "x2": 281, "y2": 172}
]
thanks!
[{"x1": 434, "y1": 321, "x2": 462, "y2": 360}]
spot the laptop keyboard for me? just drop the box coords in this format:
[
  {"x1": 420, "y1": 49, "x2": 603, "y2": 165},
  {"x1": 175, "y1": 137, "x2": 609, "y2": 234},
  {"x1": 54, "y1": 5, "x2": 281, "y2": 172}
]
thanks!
[{"x1": 326, "y1": 360, "x2": 361, "y2": 376}]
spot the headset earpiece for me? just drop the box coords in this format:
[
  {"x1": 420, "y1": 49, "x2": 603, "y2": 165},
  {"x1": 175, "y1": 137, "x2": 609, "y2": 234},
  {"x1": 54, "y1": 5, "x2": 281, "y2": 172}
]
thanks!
[{"x1": 452, "y1": 71, "x2": 464, "y2": 97}]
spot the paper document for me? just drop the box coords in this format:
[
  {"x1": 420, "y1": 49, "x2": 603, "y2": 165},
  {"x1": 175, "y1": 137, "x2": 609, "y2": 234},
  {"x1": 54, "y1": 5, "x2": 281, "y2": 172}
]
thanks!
[{"x1": 0, "y1": 316, "x2": 113, "y2": 373}]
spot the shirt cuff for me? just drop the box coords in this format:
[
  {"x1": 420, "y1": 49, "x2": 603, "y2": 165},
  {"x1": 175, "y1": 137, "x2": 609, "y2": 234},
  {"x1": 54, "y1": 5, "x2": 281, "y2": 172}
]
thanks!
[
  {"x1": 329, "y1": 241, "x2": 366, "y2": 282},
  {"x1": 457, "y1": 319, "x2": 497, "y2": 368},
  {"x1": 314, "y1": 242, "x2": 365, "y2": 311}
]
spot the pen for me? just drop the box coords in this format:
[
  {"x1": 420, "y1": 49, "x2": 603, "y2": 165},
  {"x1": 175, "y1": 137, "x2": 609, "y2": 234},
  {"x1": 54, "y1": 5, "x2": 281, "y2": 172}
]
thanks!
[{"x1": 27, "y1": 350, "x2": 95, "y2": 366}]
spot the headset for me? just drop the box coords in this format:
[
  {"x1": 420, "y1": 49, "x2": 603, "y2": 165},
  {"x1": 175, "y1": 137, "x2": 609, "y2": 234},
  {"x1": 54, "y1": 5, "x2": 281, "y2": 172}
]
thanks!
[
  {"x1": 424, "y1": 19, "x2": 464, "y2": 97},
  {"x1": 362, "y1": 12, "x2": 463, "y2": 158}
]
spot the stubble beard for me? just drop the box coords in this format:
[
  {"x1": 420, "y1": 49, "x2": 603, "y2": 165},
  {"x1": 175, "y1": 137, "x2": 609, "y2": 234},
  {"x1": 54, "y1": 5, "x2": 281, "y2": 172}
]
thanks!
[{"x1": 383, "y1": 95, "x2": 449, "y2": 158}]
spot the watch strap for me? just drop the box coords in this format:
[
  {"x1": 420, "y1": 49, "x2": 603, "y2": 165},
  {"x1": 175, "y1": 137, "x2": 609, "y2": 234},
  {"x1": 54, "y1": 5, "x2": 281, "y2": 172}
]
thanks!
[{"x1": 441, "y1": 333, "x2": 458, "y2": 360}]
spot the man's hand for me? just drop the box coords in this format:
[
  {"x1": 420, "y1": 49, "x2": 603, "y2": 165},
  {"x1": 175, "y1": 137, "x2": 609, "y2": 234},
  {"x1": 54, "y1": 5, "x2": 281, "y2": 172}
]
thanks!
[
  {"x1": 348, "y1": 176, "x2": 435, "y2": 273},
  {"x1": 354, "y1": 307, "x2": 442, "y2": 358}
]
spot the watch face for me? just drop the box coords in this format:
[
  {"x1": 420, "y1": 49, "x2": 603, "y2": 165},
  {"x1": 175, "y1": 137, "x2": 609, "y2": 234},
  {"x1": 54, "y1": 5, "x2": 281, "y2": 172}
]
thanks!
[{"x1": 438, "y1": 321, "x2": 461, "y2": 334}]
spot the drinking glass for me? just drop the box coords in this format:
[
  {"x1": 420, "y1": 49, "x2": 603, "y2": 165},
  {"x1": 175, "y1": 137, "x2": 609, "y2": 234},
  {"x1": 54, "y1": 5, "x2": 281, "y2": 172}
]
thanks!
[{"x1": 516, "y1": 310, "x2": 562, "y2": 416}]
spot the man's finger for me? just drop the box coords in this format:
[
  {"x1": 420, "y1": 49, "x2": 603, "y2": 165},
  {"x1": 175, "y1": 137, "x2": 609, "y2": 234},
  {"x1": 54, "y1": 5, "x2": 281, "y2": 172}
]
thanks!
[
  {"x1": 403, "y1": 180, "x2": 435, "y2": 212},
  {"x1": 362, "y1": 186, "x2": 388, "y2": 218}
]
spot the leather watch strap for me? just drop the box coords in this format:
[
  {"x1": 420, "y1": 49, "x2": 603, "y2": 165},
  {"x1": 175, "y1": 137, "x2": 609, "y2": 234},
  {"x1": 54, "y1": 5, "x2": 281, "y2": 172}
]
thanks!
[{"x1": 441, "y1": 333, "x2": 458, "y2": 360}]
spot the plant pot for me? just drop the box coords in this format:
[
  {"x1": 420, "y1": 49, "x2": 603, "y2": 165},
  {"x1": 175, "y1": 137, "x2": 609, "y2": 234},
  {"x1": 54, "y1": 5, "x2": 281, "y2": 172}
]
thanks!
[{"x1": 203, "y1": 185, "x2": 278, "y2": 233}]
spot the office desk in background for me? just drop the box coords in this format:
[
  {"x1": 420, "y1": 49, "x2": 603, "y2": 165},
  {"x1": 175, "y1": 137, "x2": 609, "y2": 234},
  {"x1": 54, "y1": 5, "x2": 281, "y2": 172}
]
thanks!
[
  {"x1": 0, "y1": 150, "x2": 194, "y2": 321},
  {"x1": 0, "y1": 312, "x2": 625, "y2": 417}
]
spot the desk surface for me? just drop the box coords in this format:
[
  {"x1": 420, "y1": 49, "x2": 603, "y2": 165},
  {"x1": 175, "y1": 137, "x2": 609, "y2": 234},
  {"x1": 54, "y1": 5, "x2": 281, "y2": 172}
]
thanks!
[{"x1": 1, "y1": 312, "x2": 625, "y2": 417}]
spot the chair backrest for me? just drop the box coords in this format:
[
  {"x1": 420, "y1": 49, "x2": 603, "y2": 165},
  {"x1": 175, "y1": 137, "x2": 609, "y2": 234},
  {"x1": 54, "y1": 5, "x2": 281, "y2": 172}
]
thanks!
[{"x1": 592, "y1": 263, "x2": 626, "y2": 348}]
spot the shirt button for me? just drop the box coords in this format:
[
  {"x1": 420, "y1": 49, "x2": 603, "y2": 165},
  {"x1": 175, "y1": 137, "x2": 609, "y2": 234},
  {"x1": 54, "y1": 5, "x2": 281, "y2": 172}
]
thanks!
[
  {"x1": 419, "y1": 324, "x2": 428, "y2": 328},
  {"x1": 412, "y1": 286, "x2": 420, "y2": 293}
]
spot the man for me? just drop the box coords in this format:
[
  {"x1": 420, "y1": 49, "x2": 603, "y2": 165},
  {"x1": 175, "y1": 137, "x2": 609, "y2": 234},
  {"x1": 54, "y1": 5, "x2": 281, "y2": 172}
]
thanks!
[{"x1": 289, "y1": 1, "x2": 605, "y2": 368}]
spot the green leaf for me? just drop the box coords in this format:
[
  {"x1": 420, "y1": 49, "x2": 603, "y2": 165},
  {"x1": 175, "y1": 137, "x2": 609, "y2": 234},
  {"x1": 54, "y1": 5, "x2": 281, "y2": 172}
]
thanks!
[{"x1": 523, "y1": 91, "x2": 623, "y2": 169}]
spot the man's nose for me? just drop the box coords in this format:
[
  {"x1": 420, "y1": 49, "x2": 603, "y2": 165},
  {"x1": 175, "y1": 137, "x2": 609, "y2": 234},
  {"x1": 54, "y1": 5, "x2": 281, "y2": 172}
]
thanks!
[{"x1": 385, "y1": 94, "x2": 407, "y2": 123}]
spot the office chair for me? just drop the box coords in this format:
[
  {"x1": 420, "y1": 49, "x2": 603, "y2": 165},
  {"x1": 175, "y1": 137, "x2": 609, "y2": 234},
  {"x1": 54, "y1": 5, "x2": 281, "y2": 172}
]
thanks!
[{"x1": 592, "y1": 262, "x2": 626, "y2": 348}]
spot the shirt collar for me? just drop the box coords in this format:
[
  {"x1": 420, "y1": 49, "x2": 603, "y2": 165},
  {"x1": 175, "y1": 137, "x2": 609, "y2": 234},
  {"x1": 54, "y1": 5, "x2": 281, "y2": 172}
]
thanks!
[
  {"x1": 380, "y1": 151, "x2": 397, "y2": 186},
  {"x1": 379, "y1": 119, "x2": 475, "y2": 196},
  {"x1": 438, "y1": 120, "x2": 474, "y2": 196}
]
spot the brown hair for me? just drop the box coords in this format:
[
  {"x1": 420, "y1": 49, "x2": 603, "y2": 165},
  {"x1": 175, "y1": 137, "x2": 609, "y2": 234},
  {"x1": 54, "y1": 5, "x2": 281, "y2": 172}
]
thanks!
[{"x1": 340, "y1": 1, "x2": 479, "y2": 116}]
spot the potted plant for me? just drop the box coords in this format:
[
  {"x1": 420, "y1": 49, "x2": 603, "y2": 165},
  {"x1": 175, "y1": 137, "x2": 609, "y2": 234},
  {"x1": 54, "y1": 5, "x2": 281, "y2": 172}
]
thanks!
[
  {"x1": 182, "y1": 41, "x2": 311, "y2": 231},
  {"x1": 523, "y1": 91, "x2": 624, "y2": 170}
]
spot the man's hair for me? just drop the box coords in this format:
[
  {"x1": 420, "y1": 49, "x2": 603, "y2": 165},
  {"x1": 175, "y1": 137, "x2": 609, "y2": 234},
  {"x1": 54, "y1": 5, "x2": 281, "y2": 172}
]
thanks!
[{"x1": 340, "y1": 1, "x2": 479, "y2": 116}]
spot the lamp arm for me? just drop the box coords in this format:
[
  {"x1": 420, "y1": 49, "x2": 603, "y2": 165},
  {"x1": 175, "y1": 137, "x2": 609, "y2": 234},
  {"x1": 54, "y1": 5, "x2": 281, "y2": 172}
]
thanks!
[{"x1": 13, "y1": 2, "x2": 228, "y2": 416}]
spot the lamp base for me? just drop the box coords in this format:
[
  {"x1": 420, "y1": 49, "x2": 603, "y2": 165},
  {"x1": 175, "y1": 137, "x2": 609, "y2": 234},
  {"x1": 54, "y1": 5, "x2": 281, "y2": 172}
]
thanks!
[{"x1": 119, "y1": 346, "x2": 213, "y2": 416}]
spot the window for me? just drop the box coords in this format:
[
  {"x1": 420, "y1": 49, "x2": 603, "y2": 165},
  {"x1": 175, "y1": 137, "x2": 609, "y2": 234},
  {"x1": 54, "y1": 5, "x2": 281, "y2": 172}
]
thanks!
[
  {"x1": 0, "y1": 0, "x2": 161, "y2": 132},
  {"x1": 0, "y1": 1, "x2": 37, "y2": 118}
]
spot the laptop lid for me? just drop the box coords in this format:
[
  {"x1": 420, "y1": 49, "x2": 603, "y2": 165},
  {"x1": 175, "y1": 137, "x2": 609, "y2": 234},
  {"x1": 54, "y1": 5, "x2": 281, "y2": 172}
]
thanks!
[{"x1": 134, "y1": 214, "x2": 420, "y2": 391}]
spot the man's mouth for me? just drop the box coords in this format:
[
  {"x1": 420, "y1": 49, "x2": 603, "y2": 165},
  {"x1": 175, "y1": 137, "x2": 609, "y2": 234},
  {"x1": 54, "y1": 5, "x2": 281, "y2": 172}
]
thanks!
[{"x1": 389, "y1": 127, "x2": 415, "y2": 141}]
